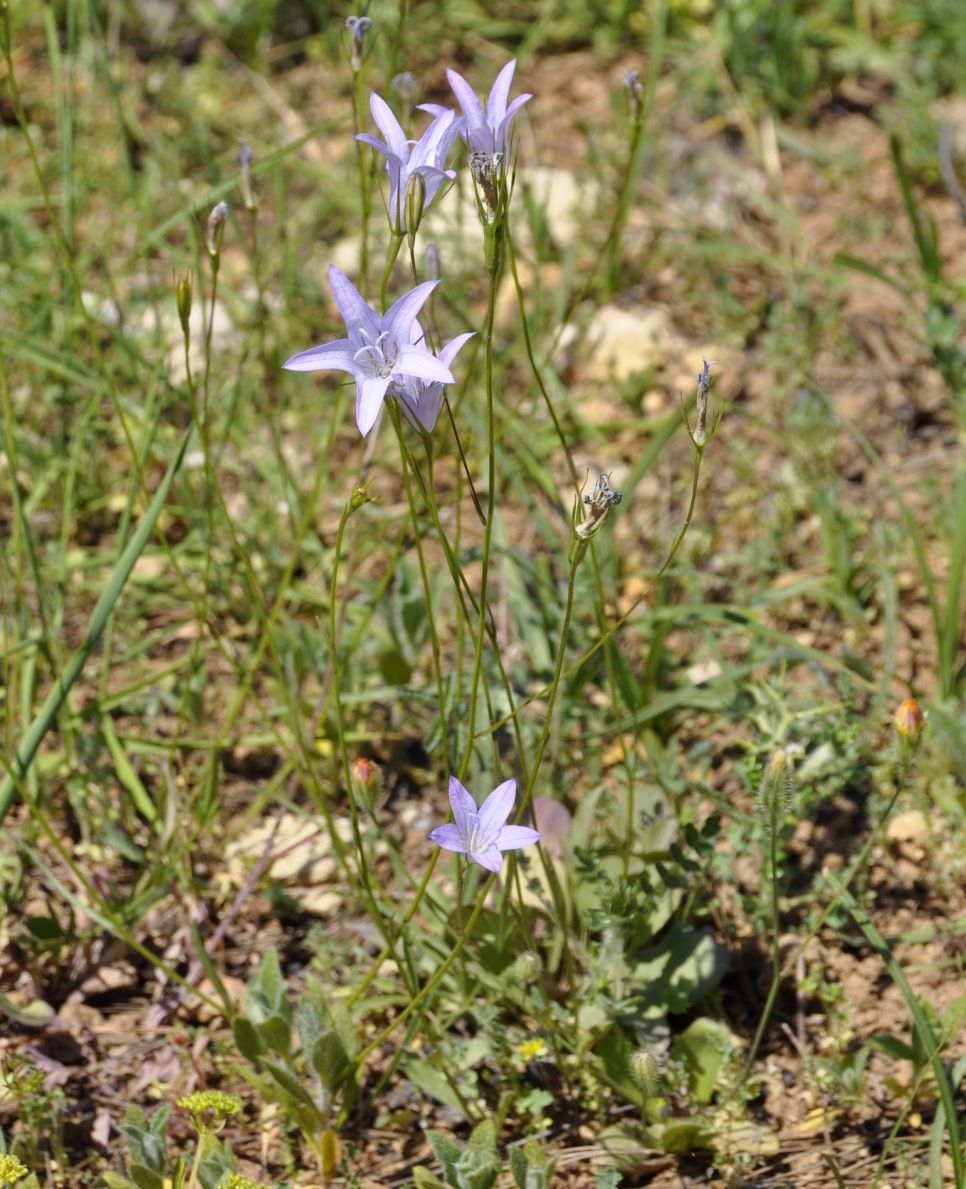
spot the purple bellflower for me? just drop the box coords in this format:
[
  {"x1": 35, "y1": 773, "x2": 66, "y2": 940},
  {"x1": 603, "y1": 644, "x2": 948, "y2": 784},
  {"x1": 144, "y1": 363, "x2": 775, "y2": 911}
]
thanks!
[
  {"x1": 356, "y1": 94, "x2": 462, "y2": 232},
  {"x1": 395, "y1": 322, "x2": 475, "y2": 433},
  {"x1": 282, "y1": 265, "x2": 456, "y2": 436},
  {"x1": 422, "y1": 59, "x2": 532, "y2": 157},
  {"x1": 429, "y1": 776, "x2": 541, "y2": 873}
]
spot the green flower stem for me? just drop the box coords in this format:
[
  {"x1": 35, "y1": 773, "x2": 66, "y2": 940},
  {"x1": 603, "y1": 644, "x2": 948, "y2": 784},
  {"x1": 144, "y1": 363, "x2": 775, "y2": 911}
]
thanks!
[
  {"x1": 506, "y1": 225, "x2": 637, "y2": 870},
  {"x1": 340, "y1": 868, "x2": 498, "y2": 1115},
  {"x1": 389, "y1": 404, "x2": 452, "y2": 771},
  {"x1": 459, "y1": 223, "x2": 503, "y2": 781},
  {"x1": 477, "y1": 442, "x2": 708, "y2": 745},
  {"x1": 735, "y1": 822, "x2": 781, "y2": 1091},
  {"x1": 352, "y1": 69, "x2": 373, "y2": 288},
  {"x1": 328, "y1": 495, "x2": 409, "y2": 976}
]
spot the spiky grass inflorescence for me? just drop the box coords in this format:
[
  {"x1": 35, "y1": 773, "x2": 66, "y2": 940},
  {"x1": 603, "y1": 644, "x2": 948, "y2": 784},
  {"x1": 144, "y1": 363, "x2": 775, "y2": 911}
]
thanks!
[{"x1": 756, "y1": 749, "x2": 794, "y2": 837}]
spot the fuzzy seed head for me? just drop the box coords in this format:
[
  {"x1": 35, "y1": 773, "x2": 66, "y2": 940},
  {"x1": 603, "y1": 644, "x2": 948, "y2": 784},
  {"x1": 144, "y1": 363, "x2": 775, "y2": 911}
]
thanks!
[
  {"x1": 630, "y1": 1048, "x2": 660, "y2": 1096},
  {"x1": 513, "y1": 950, "x2": 542, "y2": 983},
  {"x1": 756, "y1": 749, "x2": 794, "y2": 833}
]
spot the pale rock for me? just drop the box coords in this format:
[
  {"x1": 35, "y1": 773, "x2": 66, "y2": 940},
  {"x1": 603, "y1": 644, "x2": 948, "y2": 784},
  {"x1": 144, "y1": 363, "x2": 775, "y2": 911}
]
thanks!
[
  {"x1": 886, "y1": 809, "x2": 929, "y2": 845},
  {"x1": 561, "y1": 304, "x2": 687, "y2": 386}
]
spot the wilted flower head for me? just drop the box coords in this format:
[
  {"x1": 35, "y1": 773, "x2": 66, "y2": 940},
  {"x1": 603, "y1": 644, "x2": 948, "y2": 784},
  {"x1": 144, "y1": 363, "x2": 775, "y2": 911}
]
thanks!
[
  {"x1": 429, "y1": 776, "x2": 540, "y2": 873},
  {"x1": 239, "y1": 141, "x2": 256, "y2": 211},
  {"x1": 206, "y1": 201, "x2": 229, "y2": 257},
  {"x1": 576, "y1": 472, "x2": 622, "y2": 540},
  {"x1": 356, "y1": 94, "x2": 461, "y2": 233},
  {"x1": 394, "y1": 322, "x2": 475, "y2": 433},
  {"x1": 282, "y1": 265, "x2": 459, "y2": 436},
  {"x1": 422, "y1": 59, "x2": 532, "y2": 157},
  {"x1": 345, "y1": 14, "x2": 372, "y2": 69}
]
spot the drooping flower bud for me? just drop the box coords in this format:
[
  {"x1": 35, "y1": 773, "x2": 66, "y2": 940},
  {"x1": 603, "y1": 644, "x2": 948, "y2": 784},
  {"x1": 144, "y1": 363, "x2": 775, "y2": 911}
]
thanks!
[
  {"x1": 694, "y1": 357, "x2": 716, "y2": 446},
  {"x1": 205, "y1": 200, "x2": 229, "y2": 258},
  {"x1": 392, "y1": 70, "x2": 416, "y2": 122}
]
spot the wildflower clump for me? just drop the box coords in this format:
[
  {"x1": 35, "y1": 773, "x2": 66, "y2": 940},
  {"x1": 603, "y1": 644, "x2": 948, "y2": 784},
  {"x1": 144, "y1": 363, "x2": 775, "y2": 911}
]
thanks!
[
  {"x1": 0, "y1": 1155, "x2": 28, "y2": 1186},
  {"x1": 177, "y1": 1089, "x2": 242, "y2": 1134}
]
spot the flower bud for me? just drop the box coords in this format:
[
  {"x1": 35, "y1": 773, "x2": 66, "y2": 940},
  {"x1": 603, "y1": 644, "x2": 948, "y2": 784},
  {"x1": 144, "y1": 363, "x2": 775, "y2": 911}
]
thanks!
[
  {"x1": 176, "y1": 1089, "x2": 241, "y2": 1135},
  {"x1": 629, "y1": 1048, "x2": 660, "y2": 1096},
  {"x1": 894, "y1": 697, "x2": 924, "y2": 740},
  {"x1": 176, "y1": 272, "x2": 193, "y2": 339},
  {"x1": 350, "y1": 480, "x2": 377, "y2": 510},
  {"x1": 205, "y1": 200, "x2": 229, "y2": 258},
  {"x1": 405, "y1": 171, "x2": 426, "y2": 243},
  {"x1": 239, "y1": 141, "x2": 257, "y2": 212}
]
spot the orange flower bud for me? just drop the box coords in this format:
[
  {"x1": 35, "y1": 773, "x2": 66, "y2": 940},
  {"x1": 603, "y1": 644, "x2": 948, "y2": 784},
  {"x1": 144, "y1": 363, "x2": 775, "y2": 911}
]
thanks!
[{"x1": 894, "y1": 697, "x2": 925, "y2": 739}]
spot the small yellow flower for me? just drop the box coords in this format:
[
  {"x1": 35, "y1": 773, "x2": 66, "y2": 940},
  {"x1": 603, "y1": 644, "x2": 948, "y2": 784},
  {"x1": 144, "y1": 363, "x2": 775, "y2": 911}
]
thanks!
[
  {"x1": 517, "y1": 1037, "x2": 548, "y2": 1063},
  {"x1": 895, "y1": 698, "x2": 925, "y2": 740},
  {"x1": 176, "y1": 1090, "x2": 241, "y2": 1134},
  {"x1": 0, "y1": 1155, "x2": 29, "y2": 1185},
  {"x1": 220, "y1": 1174, "x2": 272, "y2": 1189}
]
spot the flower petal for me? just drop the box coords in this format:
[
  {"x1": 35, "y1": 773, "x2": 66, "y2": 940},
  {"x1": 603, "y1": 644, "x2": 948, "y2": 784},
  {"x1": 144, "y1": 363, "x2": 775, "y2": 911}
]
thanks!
[
  {"x1": 470, "y1": 846, "x2": 504, "y2": 873},
  {"x1": 383, "y1": 280, "x2": 439, "y2": 338},
  {"x1": 446, "y1": 67, "x2": 485, "y2": 132},
  {"x1": 429, "y1": 823, "x2": 468, "y2": 853},
  {"x1": 281, "y1": 338, "x2": 357, "y2": 373},
  {"x1": 496, "y1": 825, "x2": 541, "y2": 851},
  {"x1": 477, "y1": 779, "x2": 516, "y2": 834},
  {"x1": 487, "y1": 59, "x2": 517, "y2": 126},
  {"x1": 438, "y1": 331, "x2": 476, "y2": 368},
  {"x1": 498, "y1": 92, "x2": 533, "y2": 149},
  {"x1": 370, "y1": 92, "x2": 410, "y2": 161},
  {"x1": 396, "y1": 346, "x2": 454, "y2": 385},
  {"x1": 356, "y1": 374, "x2": 391, "y2": 435},
  {"x1": 354, "y1": 133, "x2": 400, "y2": 163},
  {"x1": 328, "y1": 265, "x2": 378, "y2": 338},
  {"x1": 448, "y1": 776, "x2": 477, "y2": 837}
]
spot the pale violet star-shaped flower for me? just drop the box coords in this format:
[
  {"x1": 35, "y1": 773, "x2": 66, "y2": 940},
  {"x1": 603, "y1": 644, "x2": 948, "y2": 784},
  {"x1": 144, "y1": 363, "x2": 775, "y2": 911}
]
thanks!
[
  {"x1": 356, "y1": 94, "x2": 462, "y2": 231},
  {"x1": 282, "y1": 265, "x2": 456, "y2": 436},
  {"x1": 421, "y1": 59, "x2": 532, "y2": 156},
  {"x1": 394, "y1": 322, "x2": 476, "y2": 433},
  {"x1": 429, "y1": 776, "x2": 541, "y2": 873}
]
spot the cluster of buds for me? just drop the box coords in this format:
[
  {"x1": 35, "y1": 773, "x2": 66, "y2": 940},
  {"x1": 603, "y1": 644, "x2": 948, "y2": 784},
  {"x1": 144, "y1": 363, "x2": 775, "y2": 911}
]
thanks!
[
  {"x1": 0, "y1": 1155, "x2": 29, "y2": 1186},
  {"x1": 176, "y1": 1089, "x2": 242, "y2": 1135}
]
